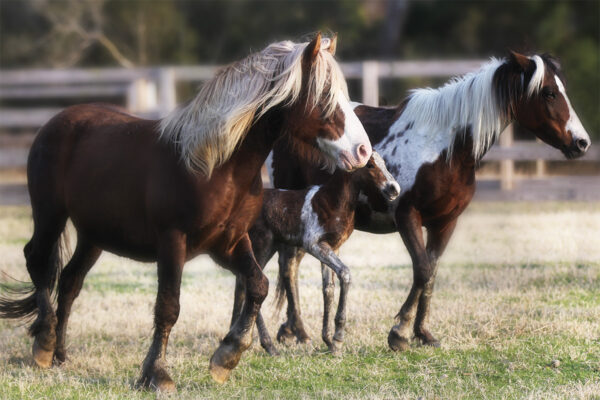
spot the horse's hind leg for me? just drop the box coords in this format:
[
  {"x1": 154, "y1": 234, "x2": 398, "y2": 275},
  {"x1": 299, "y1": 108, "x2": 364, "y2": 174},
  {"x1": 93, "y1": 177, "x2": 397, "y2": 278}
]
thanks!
[
  {"x1": 137, "y1": 230, "x2": 186, "y2": 393},
  {"x1": 26, "y1": 211, "x2": 68, "y2": 368},
  {"x1": 276, "y1": 245, "x2": 311, "y2": 344},
  {"x1": 54, "y1": 237, "x2": 101, "y2": 364},
  {"x1": 310, "y1": 245, "x2": 351, "y2": 355}
]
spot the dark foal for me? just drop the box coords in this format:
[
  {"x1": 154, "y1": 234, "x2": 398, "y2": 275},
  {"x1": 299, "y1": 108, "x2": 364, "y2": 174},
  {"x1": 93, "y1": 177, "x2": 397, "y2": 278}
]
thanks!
[
  {"x1": 265, "y1": 51, "x2": 591, "y2": 353},
  {"x1": 230, "y1": 152, "x2": 399, "y2": 355},
  {"x1": 0, "y1": 34, "x2": 373, "y2": 390}
]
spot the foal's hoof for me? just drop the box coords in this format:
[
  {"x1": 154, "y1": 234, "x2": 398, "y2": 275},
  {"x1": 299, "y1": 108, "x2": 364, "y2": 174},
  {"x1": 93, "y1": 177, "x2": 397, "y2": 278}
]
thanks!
[
  {"x1": 421, "y1": 338, "x2": 441, "y2": 348},
  {"x1": 262, "y1": 343, "x2": 280, "y2": 356},
  {"x1": 32, "y1": 338, "x2": 54, "y2": 369},
  {"x1": 137, "y1": 363, "x2": 176, "y2": 393},
  {"x1": 328, "y1": 341, "x2": 343, "y2": 357},
  {"x1": 387, "y1": 328, "x2": 410, "y2": 352},
  {"x1": 416, "y1": 330, "x2": 441, "y2": 348},
  {"x1": 209, "y1": 341, "x2": 242, "y2": 384}
]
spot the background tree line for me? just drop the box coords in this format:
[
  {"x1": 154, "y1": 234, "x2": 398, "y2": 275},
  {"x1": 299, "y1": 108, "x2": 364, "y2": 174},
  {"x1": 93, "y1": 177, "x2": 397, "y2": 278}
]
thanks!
[{"x1": 1, "y1": 0, "x2": 598, "y2": 138}]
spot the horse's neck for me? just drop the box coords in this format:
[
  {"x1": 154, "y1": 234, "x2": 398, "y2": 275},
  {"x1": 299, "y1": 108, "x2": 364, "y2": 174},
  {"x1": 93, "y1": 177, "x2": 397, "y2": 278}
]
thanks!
[
  {"x1": 225, "y1": 115, "x2": 283, "y2": 189},
  {"x1": 388, "y1": 95, "x2": 511, "y2": 164},
  {"x1": 316, "y1": 170, "x2": 357, "y2": 212}
]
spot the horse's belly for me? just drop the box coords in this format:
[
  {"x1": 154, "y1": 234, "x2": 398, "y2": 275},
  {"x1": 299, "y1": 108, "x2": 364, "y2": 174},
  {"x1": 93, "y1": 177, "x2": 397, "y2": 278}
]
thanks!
[{"x1": 354, "y1": 201, "x2": 397, "y2": 233}]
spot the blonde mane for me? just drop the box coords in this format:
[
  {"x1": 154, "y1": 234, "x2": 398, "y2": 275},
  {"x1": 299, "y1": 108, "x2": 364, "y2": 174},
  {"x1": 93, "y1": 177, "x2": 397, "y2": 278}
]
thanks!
[{"x1": 159, "y1": 39, "x2": 348, "y2": 176}]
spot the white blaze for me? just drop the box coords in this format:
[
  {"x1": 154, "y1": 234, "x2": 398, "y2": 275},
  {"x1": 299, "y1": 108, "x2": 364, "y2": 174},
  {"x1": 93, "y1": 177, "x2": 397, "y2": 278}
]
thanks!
[
  {"x1": 555, "y1": 76, "x2": 590, "y2": 149},
  {"x1": 316, "y1": 90, "x2": 372, "y2": 170}
]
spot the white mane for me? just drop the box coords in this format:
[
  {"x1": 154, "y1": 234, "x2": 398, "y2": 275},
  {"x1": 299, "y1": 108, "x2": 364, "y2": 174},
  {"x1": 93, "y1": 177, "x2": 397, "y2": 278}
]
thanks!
[
  {"x1": 402, "y1": 55, "x2": 546, "y2": 160},
  {"x1": 159, "y1": 39, "x2": 348, "y2": 176}
]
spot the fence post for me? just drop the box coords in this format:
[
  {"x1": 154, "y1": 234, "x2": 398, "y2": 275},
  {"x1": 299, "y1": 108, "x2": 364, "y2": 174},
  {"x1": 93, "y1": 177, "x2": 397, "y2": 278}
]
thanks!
[
  {"x1": 157, "y1": 68, "x2": 177, "y2": 117},
  {"x1": 362, "y1": 61, "x2": 379, "y2": 106},
  {"x1": 535, "y1": 138, "x2": 546, "y2": 178},
  {"x1": 127, "y1": 78, "x2": 157, "y2": 114},
  {"x1": 499, "y1": 124, "x2": 514, "y2": 190}
]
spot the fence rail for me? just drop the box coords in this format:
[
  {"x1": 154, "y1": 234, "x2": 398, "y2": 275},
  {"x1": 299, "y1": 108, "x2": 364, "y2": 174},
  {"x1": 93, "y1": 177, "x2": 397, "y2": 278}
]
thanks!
[{"x1": 1, "y1": 61, "x2": 597, "y2": 191}]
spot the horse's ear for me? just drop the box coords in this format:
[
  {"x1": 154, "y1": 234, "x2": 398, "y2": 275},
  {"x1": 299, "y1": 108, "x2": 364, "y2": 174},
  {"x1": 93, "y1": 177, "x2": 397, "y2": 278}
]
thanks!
[
  {"x1": 303, "y1": 32, "x2": 322, "y2": 68},
  {"x1": 509, "y1": 50, "x2": 532, "y2": 71},
  {"x1": 327, "y1": 33, "x2": 338, "y2": 56}
]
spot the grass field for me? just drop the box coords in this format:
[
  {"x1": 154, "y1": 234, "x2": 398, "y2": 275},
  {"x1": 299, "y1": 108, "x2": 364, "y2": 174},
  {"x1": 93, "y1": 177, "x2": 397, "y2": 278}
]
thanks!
[{"x1": 0, "y1": 203, "x2": 599, "y2": 399}]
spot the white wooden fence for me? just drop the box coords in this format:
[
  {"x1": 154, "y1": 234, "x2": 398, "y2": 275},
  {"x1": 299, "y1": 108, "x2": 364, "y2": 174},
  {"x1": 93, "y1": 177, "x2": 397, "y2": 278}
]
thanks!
[{"x1": 1, "y1": 61, "x2": 597, "y2": 190}]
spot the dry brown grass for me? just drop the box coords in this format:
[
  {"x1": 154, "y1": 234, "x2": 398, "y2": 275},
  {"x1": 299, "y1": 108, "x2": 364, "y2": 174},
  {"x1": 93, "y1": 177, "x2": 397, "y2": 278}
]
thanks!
[{"x1": 0, "y1": 203, "x2": 599, "y2": 399}]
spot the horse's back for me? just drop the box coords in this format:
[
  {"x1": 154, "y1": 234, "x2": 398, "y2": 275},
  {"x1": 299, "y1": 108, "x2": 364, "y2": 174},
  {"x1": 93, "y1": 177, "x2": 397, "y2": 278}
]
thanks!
[{"x1": 28, "y1": 104, "x2": 170, "y2": 258}]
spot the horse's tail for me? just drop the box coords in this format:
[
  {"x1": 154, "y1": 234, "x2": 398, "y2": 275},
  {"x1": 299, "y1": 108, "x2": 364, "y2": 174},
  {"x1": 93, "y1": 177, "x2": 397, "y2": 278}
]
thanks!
[{"x1": 0, "y1": 228, "x2": 70, "y2": 329}]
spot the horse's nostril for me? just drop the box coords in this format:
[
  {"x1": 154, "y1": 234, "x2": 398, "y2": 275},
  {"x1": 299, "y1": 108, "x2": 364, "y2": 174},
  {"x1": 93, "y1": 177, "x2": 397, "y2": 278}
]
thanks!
[
  {"x1": 576, "y1": 138, "x2": 589, "y2": 152},
  {"x1": 386, "y1": 183, "x2": 400, "y2": 198},
  {"x1": 357, "y1": 144, "x2": 370, "y2": 161}
]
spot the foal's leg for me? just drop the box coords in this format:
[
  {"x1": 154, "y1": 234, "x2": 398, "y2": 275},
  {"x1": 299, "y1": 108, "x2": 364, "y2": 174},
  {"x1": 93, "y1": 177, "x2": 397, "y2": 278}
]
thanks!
[
  {"x1": 320, "y1": 264, "x2": 335, "y2": 350},
  {"x1": 232, "y1": 233, "x2": 278, "y2": 355},
  {"x1": 232, "y1": 275, "x2": 278, "y2": 356},
  {"x1": 413, "y1": 219, "x2": 457, "y2": 346},
  {"x1": 137, "y1": 230, "x2": 186, "y2": 392},
  {"x1": 54, "y1": 237, "x2": 102, "y2": 364},
  {"x1": 209, "y1": 234, "x2": 268, "y2": 384},
  {"x1": 309, "y1": 245, "x2": 351, "y2": 355},
  {"x1": 388, "y1": 207, "x2": 431, "y2": 351},
  {"x1": 276, "y1": 245, "x2": 311, "y2": 344}
]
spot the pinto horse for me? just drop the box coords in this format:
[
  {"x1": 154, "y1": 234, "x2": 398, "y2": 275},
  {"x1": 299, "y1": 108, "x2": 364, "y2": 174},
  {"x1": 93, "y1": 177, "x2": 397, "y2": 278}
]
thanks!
[
  {"x1": 229, "y1": 152, "x2": 399, "y2": 355},
  {"x1": 0, "y1": 34, "x2": 373, "y2": 390},
  {"x1": 253, "y1": 51, "x2": 591, "y2": 353}
]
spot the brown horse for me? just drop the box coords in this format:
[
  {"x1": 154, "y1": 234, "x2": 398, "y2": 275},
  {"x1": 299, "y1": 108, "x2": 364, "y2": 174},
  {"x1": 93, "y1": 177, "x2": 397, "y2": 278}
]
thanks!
[
  {"x1": 252, "y1": 51, "x2": 591, "y2": 353},
  {"x1": 0, "y1": 34, "x2": 373, "y2": 391},
  {"x1": 229, "y1": 151, "x2": 399, "y2": 355}
]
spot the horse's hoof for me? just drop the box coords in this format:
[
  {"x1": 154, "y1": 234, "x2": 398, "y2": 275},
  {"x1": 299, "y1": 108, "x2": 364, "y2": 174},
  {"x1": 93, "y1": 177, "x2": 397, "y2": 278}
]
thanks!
[
  {"x1": 32, "y1": 338, "x2": 54, "y2": 369},
  {"x1": 276, "y1": 324, "x2": 295, "y2": 344},
  {"x1": 330, "y1": 339, "x2": 343, "y2": 356},
  {"x1": 387, "y1": 328, "x2": 410, "y2": 352},
  {"x1": 416, "y1": 330, "x2": 441, "y2": 348},
  {"x1": 297, "y1": 336, "x2": 312, "y2": 345},
  {"x1": 422, "y1": 339, "x2": 441, "y2": 348},
  {"x1": 53, "y1": 348, "x2": 67, "y2": 366},
  {"x1": 209, "y1": 341, "x2": 242, "y2": 384},
  {"x1": 263, "y1": 344, "x2": 280, "y2": 356},
  {"x1": 137, "y1": 363, "x2": 176, "y2": 393}
]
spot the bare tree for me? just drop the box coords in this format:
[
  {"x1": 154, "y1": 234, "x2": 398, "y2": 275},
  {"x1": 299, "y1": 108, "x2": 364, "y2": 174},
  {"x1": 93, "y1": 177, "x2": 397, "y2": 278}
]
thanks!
[{"x1": 31, "y1": 0, "x2": 134, "y2": 68}]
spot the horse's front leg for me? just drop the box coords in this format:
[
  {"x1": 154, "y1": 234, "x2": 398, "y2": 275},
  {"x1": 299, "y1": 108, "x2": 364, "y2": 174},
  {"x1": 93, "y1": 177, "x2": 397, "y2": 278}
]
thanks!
[
  {"x1": 137, "y1": 230, "x2": 186, "y2": 392},
  {"x1": 209, "y1": 234, "x2": 268, "y2": 384},
  {"x1": 388, "y1": 207, "x2": 431, "y2": 351},
  {"x1": 412, "y1": 218, "x2": 457, "y2": 346},
  {"x1": 309, "y1": 244, "x2": 351, "y2": 355}
]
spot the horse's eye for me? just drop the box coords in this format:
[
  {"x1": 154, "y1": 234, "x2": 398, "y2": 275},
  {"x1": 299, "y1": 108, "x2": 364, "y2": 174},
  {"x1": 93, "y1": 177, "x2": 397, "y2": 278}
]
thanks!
[
  {"x1": 367, "y1": 163, "x2": 374, "y2": 169},
  {"x1": 542, "y1": 89, "x2": 556, "y2": 100}
]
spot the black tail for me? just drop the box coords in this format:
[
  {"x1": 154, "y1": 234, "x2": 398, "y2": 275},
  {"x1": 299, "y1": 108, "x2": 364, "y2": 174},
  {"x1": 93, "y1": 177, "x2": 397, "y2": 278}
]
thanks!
[{"x1": 0, "y1": 230, "x2": 69, "y2": 324}]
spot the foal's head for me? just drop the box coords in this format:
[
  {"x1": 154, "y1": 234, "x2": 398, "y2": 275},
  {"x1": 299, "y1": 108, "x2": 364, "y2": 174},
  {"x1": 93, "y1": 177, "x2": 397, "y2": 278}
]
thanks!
[
  {"x1": 284, "y1": 33, "x2": 372, "y2": 171},
  {"x1": 498, "y1": 51, "x2": 591, "y2": 159},
  {"x1": 353, "y1": 152, "x2": 400, "y2": 204}
]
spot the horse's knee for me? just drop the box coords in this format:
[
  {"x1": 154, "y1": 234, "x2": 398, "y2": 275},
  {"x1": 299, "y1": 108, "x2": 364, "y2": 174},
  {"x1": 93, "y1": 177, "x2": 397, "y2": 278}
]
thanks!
[
  {"x1": 414, "y1": 262, "x2": 435, "y2": 287},
  {"x1": 340, "y1": 270, "x2": 351, "y2": 286},
  {"x1": 247, "y1": 273, "x2": 269, "y2": 304}
]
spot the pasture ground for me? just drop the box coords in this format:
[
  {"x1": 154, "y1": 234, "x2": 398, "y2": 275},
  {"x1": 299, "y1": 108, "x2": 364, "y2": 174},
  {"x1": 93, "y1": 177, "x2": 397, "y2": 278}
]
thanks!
[{"x1": 0, "y1": 203, "x2": 599, "y2": 399}]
